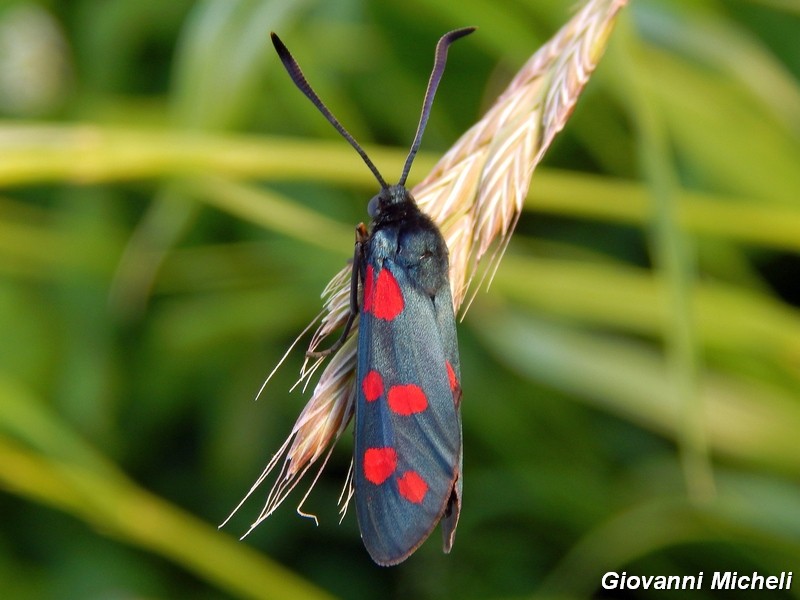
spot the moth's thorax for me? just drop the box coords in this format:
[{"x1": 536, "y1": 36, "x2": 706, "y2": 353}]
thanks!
[{"x1": 367, "y1": 198, "x2": 450, "y2": 297}]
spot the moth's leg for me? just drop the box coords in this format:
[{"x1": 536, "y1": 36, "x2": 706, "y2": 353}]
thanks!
[{"x1": 307, "y1": 224, "x2": 368, "y2": 357}]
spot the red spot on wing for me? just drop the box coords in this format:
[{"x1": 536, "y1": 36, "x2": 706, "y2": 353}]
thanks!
[
  {"x1": 446, "y1": 360, "x2": 458, "y2": 391},
  {"x1": 371, "y1": 268, "x2": 404, "y2": 320},
  {"x1": 363, "y1": 447, "x2": 397, "y2": 485},
  {"x1": 363, "y1": 264, "x2": 375, "y2": 313},
  {"x1": 387, "y1": 384, "x2": 428, "y2": 415},
  {"x1": 362, "y1": 370, "x2": 384, "y2": 402},
  {"x1": 397, "y1": 471, "x2": 428, "y2": 504}
]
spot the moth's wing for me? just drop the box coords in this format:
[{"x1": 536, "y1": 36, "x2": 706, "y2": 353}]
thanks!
[
  {"x1": 431, "y1": 276, "x2": 462, "y2": 552},
  {"x1": 354, "y1": 258, "x2": 462, "y2": 566}
]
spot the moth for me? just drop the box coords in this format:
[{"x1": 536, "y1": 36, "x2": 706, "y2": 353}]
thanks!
[{"x1": 271, "y1": 27, "x2": 474, "y2": 565}]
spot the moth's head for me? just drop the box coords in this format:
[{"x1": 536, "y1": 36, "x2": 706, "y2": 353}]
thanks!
[{"x1": 368, "y1": 184, "x2": 412, "y2": 219}]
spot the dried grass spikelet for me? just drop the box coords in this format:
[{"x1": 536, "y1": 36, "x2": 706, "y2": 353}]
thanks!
[{"x1": 227, "y1": 0, "x2": 628, "y2": 533}]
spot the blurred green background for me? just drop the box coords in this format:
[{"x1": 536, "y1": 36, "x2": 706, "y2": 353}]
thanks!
[{"x1": 1, "y1": 0, "x2": 799, "y2": 598}]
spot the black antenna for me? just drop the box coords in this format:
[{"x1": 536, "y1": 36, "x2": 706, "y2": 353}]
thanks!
[
  {"x1": 271, "y1": 32, "x2": 388, "y2": 189},
  {"x1": 398, "y1": 27, "x2": 476, "y2": 187},
  {"x1": 271, "y1": 28, "x2": 475, "y2": 190}
]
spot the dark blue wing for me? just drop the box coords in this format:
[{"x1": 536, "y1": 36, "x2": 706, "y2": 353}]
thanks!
[{"x1": 354, "y1": 252, "x2": 462, "y2": 566}]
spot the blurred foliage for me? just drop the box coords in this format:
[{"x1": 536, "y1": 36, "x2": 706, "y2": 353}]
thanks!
[{"x1": 0, "y1": 0, "x2": 799, "y2": 599}]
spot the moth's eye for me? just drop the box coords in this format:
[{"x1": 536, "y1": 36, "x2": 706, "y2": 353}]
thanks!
[
  {"x1": 420, "y1": 250, "x2": 433, "y2": 261},
  {"x1": 367, "y1": 194, "x2": 381, "y2": 218}
]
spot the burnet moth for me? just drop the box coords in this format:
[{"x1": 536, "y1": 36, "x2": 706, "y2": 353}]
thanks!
[{"x1": 270, "y1": 27, "x2": 474, "y2": 565}]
